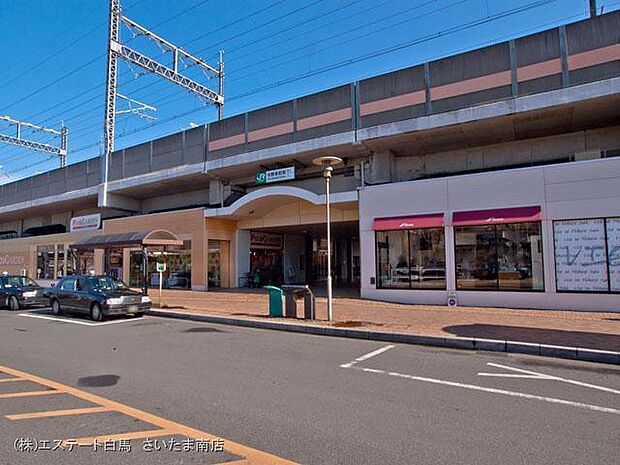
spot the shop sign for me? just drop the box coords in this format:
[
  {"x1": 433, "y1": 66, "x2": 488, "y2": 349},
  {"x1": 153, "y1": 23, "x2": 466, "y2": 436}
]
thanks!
[
  {"x1": 0, "y1": 253, "x2": 26, "y2": 267},
  {"x1": 70, "y1": 213, "x2": 101, "y2": 232},
  {"x1": 251, "y1": 232, "x2": 283, "y2": 250},
  {"x1": 255, "y1": 167, "x2": 295, "y2": 185}
]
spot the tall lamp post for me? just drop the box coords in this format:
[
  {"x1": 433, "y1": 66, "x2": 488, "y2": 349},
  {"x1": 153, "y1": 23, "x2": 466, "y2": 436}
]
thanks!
[{"x1": 313, "y1": 156, "x2": 343, "y2": 322}]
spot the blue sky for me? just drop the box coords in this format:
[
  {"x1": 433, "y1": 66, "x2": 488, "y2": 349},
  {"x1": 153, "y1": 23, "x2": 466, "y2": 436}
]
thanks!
[{"x1": 0, "y1": 0, "x2": 618, "y2": 182}]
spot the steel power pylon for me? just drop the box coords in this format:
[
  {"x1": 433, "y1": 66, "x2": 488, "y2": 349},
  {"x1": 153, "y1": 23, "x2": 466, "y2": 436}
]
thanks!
[
  {"x1": 101, "y1": 0, "x2": 224, "y2": 207},
  {"x1": 0, "y1": 116, "x2": 68, "y2": 168}
]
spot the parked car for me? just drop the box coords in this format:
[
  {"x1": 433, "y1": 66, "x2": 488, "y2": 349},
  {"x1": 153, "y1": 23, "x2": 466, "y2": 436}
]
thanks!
[
  {"x1": 0, "y1": 274, "x2": 46, "y2": 310},
  {"x1": 46, "y1": 275, "x2": 151, "y2": 321}
]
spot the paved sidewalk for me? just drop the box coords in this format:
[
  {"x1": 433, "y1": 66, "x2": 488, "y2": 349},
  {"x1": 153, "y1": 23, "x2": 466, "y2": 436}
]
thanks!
[{"x1": 147, "y1": 289, "x2": 620, "y2": 353}]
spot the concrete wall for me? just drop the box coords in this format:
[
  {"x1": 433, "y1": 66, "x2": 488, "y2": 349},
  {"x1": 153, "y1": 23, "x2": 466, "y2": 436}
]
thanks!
[
  {"x1": 394, "y1": 125, "x2": 620, "y2": 182},
  {"x1": 0, "y1": 158, "x2": 99, "y2": 207},
  {"x1": 359, "y1": 157, "x2": 620, "y2": 311},
  {"x1": 142, "y1": 188, "x2": 210, "y2": 214}
]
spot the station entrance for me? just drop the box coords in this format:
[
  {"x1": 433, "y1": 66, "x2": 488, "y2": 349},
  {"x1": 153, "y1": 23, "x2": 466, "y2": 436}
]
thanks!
[{"x1": 246, "y1": 221, "x2": 360, "y2": 290}]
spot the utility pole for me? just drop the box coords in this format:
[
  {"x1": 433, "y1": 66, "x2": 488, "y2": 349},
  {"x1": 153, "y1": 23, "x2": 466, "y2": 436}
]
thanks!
[
  {"x1": 0, "y1": 116, "x2": 68, "y2": 168},
  {"x1": 589, "y1": 0, "x2": 597, "y2": 17},
  {"x1": 101, "y1": 0, "x2": 224, "y2": 207}
]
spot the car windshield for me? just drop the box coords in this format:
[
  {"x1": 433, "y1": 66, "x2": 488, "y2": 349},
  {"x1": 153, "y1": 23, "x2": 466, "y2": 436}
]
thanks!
[
  {"x1": 3, "y1": 276, "x2": 38, "y2": 288},
  {"x1": 85, "y1": 276, "x2": 129, "y2": 291}
]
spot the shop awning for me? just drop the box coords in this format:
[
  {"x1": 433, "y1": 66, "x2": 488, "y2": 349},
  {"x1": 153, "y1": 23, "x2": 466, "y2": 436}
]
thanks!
[
  {"x1": 373, "y1": 213, "x2": 444, "y2": 231},
  {"x1": 70, "y1": 229, "x2": 183, "y2": 249},
  {"x1": 452, "y1": 206, "x2": 542, "y2": 226}
]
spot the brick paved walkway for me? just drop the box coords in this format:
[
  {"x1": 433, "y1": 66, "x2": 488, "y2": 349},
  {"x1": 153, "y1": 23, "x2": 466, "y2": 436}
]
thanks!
[{"x1": 147, "y1": 289, "x2": 620, "y2": 352}]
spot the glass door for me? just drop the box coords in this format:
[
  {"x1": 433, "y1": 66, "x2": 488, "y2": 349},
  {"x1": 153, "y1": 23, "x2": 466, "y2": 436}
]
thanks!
[{"x1": 208, "y1": 240, "x2": 221, "y2": 288}]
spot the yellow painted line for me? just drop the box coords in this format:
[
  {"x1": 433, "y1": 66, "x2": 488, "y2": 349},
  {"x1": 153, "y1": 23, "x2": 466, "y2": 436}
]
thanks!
[
  {"x1": 0, "y1": 364, "x2": 298, "y2": 465},
  {"x1": 6, "y1": 406, "x2": 113, "y2": 421},
  {"x1": 0, "y1": 378, "x2": 25, "y2": 383},
  {"x1": 219, "y1": 460, "x2": 252, "y2": 465},
  {"x1": 0, "y1": 390, "x2": 62, "y2": 399},
  {"x1": 66, "y1": 428, "x2": 174, "y2": 447}
]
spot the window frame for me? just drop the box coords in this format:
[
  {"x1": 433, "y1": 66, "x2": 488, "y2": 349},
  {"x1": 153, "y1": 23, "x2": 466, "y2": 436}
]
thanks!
[
  {"x1": 454, "y1": 221, "x2": 545, "y2": 293},
  {"x1": 375, "y1": 226, "x2": 447, "y2": 291},
  {"x1": 553, "y1": 216, "x2": 620, "y2": 294}
]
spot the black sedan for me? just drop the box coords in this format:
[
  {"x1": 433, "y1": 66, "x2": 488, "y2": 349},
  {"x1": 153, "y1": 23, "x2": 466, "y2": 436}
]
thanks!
[
  {"x1": 0, "y1": 275, "x2": 46, "y2": 310},
  {"x1": 46, "y1": 275, "x2": 151, "y2": 321}
]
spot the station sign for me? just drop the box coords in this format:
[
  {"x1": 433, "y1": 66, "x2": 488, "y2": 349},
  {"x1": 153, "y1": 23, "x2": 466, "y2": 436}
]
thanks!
[
  {"x1": 70, "y1": 213, "x2": 101, "y2": 232},
  {"x1": 255, "y1": 166, "x2": 295, "y2": 185},
  {"x1": 156, "y1": 262, "x2": 167, "y2": 273}
]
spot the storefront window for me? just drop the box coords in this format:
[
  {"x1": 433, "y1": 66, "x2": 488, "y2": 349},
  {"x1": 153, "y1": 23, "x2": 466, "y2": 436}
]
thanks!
[
  {"x1": 377, "y1": 230, "x2": 409, "y2": 288},
  {"x1": 129, "y1": 241, "x2": 192, "y2": 289},
  {"x1": 409, "y1": 228, "x2": 446, "y2": 289},
  {"x1": 36, "y1": 245, "x2": 54, "y2": 279},
  {"x1": 455, "y1": 222, "x2": 543, "y2": 291},
  {"x1": 554, "y1": 217, "x2": 619, "y2": 293},
  {"x1": 249, "y1": 232, "x2": 283, "y2": 287},
  {"x1": 105, "y1": 248, "x2": 123, "y2": 279},
  {"x1": 376, "y1": 228, "x2": 446, "y2": 289},
  {"x1": 56, "y1": 244, "x2": 65, "y2": 278},
  {"x1": 77, "y1": 249, "x2": 95, "y2": 275}
]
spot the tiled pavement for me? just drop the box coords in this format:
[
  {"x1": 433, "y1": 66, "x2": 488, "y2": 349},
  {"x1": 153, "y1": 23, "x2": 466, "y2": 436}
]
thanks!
[{"x1": 147, "y1": 289, "x2": 620, "y2": 353}]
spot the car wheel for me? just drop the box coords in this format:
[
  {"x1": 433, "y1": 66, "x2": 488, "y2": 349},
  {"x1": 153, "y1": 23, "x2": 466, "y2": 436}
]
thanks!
[
  {"x1": 9, "y1": 296, "x2": 20, "y2": 311},
  {"x1": 90, "y1": 302, "x2": 103, "y2": 322},
  {"x1": 51, "y1": 299, "x2": 62, "y2": 316},
  {"x1": 134, "y1": 312, "x2": 145, "y2": 318}
]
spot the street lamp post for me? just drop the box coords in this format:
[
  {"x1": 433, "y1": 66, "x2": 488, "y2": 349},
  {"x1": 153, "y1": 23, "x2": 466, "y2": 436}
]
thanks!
[{"x1": 312, "y1": 156, "x2": 343, "y2": 322}]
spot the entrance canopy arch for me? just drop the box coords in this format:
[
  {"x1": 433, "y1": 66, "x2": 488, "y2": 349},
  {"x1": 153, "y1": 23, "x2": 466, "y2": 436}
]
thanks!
[{"x1": 205, "y1": 186, "x2": 358, "y2": 220}]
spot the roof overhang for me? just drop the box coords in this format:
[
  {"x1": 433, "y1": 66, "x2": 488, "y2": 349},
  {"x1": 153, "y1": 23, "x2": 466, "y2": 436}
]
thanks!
[{"x1": 70, "y1": 229, "x2": 183, "y2": 249}]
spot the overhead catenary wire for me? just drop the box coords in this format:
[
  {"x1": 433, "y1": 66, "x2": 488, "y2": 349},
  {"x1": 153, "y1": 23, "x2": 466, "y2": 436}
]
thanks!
[
  {"x1": 46, "y1": 0, "x2": 392, "y2": 135},
  {"x1": 0, "y1": 0, "x2": 204, "y2": 114},
  {"x1": 6, "y1": 0, "x2": 572, "y2": 175},
  {"x1": 16, "y1": 0, "x2": 294, "y2": 125},
  {"x1": 8, "y1": 0, "x2": 614, "y2": 177}
]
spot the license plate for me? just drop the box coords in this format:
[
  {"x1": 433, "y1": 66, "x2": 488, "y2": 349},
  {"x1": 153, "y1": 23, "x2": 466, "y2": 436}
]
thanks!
[{"x1": 128, "y1": 305, "x2": 138, "y2": 313}]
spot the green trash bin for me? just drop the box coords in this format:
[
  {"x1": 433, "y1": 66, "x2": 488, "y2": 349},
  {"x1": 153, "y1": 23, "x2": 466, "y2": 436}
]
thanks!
[{"x1": 264, "y1": 285, "x2": 283, "y2": 317}]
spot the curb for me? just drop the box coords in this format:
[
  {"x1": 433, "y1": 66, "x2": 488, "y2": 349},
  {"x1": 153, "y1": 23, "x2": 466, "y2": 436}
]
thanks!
[{"x1": 150, "y1": 309, "x2": 620, "y2": 365}]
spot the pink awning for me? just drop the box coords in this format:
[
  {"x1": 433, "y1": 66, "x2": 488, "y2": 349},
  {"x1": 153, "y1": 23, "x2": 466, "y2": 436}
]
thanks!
[
  {"x1": 373, "y1": 213, "x2": 444, "y2": 231},
  {"x1": 452, "y1": 206, "x2": 541, "y2": 226}
]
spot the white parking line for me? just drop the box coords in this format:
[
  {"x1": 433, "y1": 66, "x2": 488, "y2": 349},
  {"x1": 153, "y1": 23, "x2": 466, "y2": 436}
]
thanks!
[
  {"x1": 481, "y1": 362, "x2": 620, "y2": 395},
  {"x1": 340, "y1": 347, "x2": 620, "y2": 416},
  {"x1": 340, "y1": 345, "x2": 395, "y2": 368},
  {"x1": 350, "y1": 365, "x2": 620, "y2": 415},
  {"x1": 18, "y1": 313, "x2": 145, "y2": 326}
]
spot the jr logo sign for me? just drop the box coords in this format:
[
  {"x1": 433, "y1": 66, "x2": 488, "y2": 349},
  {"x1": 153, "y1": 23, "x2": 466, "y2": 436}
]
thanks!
[{"x1": 255, "y1": 171, "x2": 267, "y2": 185}]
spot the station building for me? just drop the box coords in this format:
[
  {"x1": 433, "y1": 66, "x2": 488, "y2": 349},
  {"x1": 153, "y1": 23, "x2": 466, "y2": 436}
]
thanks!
[{"x1": 1, "y1": 12, "x2": 619, "y2": 311}]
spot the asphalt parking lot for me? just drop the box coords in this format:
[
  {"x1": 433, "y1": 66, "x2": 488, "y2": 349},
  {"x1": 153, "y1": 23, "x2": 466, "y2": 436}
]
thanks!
[{"x1": 0, "y1": 307, "x2": 618, "y2": 465}]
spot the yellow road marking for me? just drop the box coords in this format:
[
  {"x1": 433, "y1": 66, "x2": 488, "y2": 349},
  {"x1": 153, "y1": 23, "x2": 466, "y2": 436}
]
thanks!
[
  {"x1": 66, "y1": 429, "x2": 174, "y2": 447},
  {"x1": 0, "y1": 389, "x2": 61, "y2": 399},
  {"x1": 0, "y1": 378, "x2": 25, "y2": 383},
  {"x1": 0, "y1": 365, "x2": 298, "y2": 464},
  {"x1": 6, "y1": 406, "x2": 113, "y2": 420}
]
